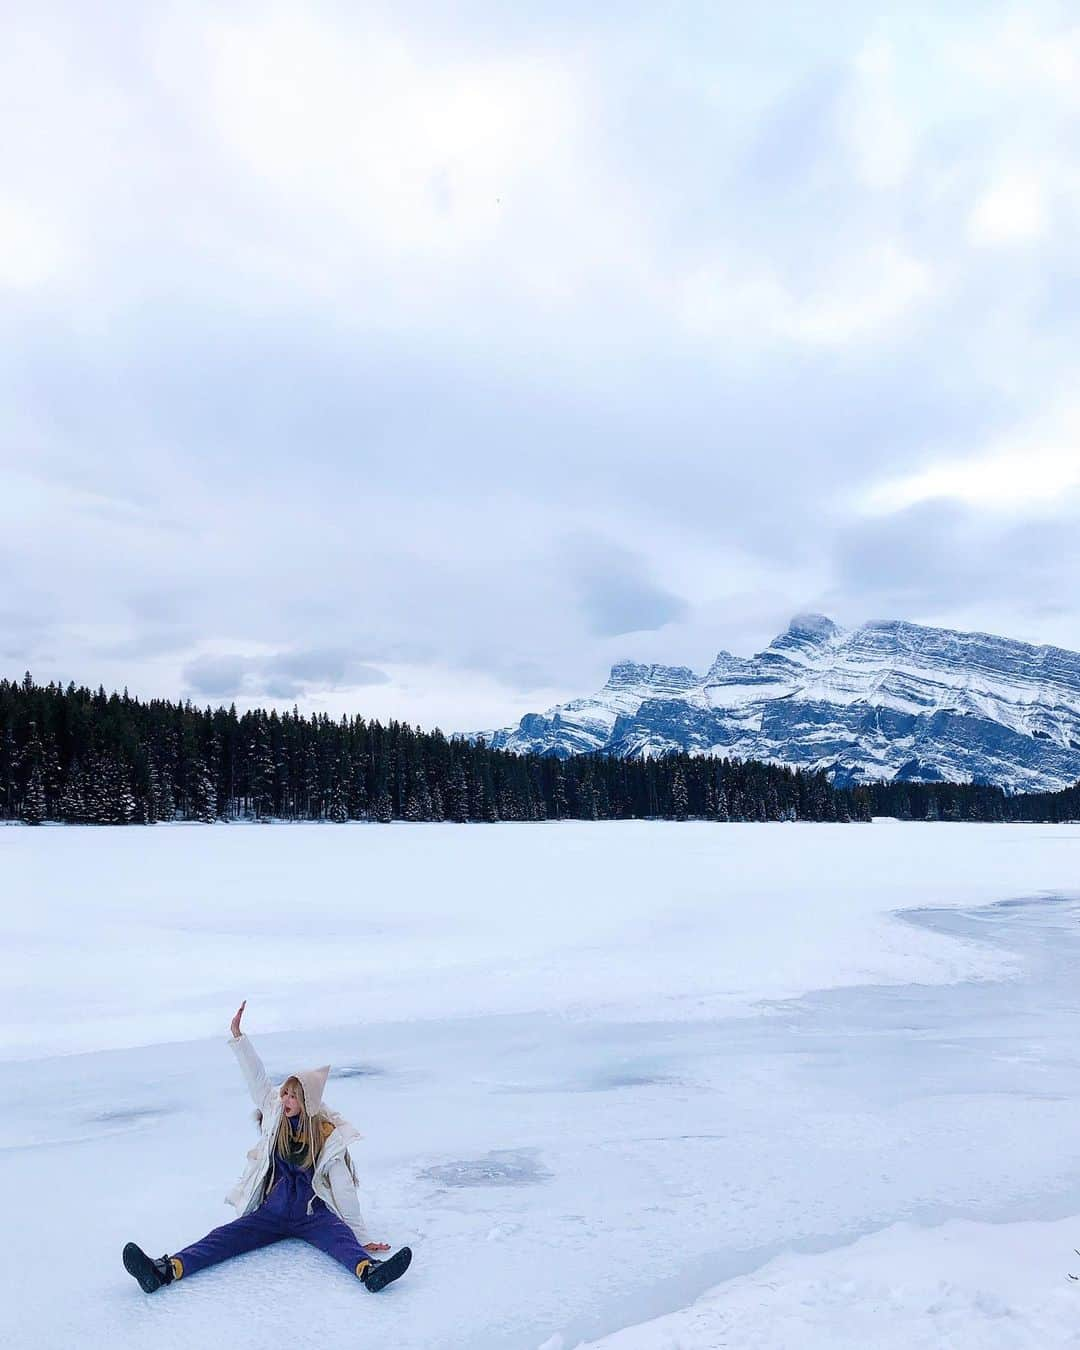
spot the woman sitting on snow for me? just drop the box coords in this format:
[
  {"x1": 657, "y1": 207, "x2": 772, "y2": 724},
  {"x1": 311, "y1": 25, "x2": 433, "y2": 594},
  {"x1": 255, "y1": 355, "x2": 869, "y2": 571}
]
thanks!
[{"x1": 122, "y1": 1000, "x2": 412, "y2": 1294}]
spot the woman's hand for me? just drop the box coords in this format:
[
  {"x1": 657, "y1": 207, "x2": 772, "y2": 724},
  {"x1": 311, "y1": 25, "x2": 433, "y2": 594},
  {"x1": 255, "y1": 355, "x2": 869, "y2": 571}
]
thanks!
[
  {"x1": 230, "y1": 1000, "x2": 247, "y2": 1039},
  {"x1": 366, "y1": 1242, "x2": 391, "y2": 1253}
]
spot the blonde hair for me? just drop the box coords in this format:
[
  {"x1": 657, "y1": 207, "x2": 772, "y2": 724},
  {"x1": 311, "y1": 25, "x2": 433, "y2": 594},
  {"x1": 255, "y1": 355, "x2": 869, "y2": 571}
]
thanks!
[{"x1": 275, "y1": 1076, "x2": 331, "y2": 1171}]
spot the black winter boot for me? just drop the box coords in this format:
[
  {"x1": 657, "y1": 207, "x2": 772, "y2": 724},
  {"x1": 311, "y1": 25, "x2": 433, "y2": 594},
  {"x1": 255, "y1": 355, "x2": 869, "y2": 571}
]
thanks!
[
  {"x1": 123, "y1": 1242, "x2": 177, "y2": 1293},
  {"x1": 360, "y1": 1246, "x2": 412, "y2": 1292}
]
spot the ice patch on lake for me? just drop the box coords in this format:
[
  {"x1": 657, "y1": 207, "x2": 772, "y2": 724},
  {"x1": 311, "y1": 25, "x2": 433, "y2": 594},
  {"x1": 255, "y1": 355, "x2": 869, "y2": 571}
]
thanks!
[
  {"x1": 331, "y1": 1063, "x2": 386, "y2": 1079},
  {"x1": 423, "y1": 1149, "x2": 553, "y2": 1188}
]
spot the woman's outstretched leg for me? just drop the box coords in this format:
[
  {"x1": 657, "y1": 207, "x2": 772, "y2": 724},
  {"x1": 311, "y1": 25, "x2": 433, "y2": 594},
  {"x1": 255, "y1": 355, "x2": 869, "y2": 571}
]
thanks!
[
  {"x1": 295, "y1": 1206, "x2": 411, "y2": 1291},
  {"x1": 124, "y1": 1209, "x2": 285, "y2": 1292},
  {"x1": 123, "y1": 1209, "x2": 284, "y2": 1292},
  {"x1": 171, "y1": 1209, "x2": 284, "y2": 1279},
  {"x1": 294, "y1": 1205, "x2": 372, "y2": 1277}
]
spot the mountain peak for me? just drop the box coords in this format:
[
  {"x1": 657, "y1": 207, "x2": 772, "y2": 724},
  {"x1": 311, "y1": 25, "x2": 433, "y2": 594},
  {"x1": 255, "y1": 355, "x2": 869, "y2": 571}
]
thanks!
[
  {"x1": 705, "y1": 649, "x2": 739, "y2": 679},
  {"x1": 606, "y1": 660, "x2": 697, "y2": 691},
  {"x1": 786, "y1": 613, "x2": 840, "y2": 641}
]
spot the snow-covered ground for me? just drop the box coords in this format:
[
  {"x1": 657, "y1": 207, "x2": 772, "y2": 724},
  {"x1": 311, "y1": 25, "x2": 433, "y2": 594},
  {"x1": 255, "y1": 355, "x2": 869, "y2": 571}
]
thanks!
[{"x1": 4, "y1": 821, "x2": 1080, "y2": 1347}]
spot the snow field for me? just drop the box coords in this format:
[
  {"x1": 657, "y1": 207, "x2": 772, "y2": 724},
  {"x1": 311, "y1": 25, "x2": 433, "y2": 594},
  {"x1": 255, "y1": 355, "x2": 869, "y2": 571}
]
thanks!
[
  {"x1": 4, "y1": 820, "x2": 1080, "y2": 1348},
  {"x1": 0, "y1": 819, "x2": 1062, "y2": 1060}
]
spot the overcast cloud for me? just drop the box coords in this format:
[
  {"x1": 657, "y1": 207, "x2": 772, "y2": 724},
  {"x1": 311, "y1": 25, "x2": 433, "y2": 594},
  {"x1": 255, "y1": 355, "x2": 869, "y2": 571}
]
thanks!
[{"x1": 4, "y1": 1, "x2": 1080, "y2": 729}]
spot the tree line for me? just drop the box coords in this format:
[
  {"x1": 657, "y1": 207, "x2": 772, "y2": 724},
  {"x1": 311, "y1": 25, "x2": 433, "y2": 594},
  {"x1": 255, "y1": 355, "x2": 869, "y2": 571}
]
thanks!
[
  {"x1": 0, "y1": 674, "x2": 1076, "y2": 826},
  {"x1": 1, "y1": 673, "x2": 862, "y2": 824},
  {"x1": 863, "y1": 777, "x2": 1080, "y2": 823}
]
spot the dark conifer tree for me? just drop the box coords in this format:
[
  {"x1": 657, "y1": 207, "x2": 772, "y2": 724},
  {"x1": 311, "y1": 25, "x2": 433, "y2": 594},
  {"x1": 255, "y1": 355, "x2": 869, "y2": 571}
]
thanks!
[
  {"x1": 448, "y1": 763, "x2": 469, "y2": 823},
  {"x1": 20, "y1": 723, "x2": 46, "y2": 824},
  {"x1": 249, "y1": 721, "x2": 275, "y2": 822},
  {"x1": 671, "y1": 762, "x2": 688, "y2": 821}
]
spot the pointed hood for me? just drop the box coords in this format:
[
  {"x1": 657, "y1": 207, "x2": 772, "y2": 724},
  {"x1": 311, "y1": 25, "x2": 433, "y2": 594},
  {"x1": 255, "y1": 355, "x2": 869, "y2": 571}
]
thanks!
[{"x1": 294, "y1": 1064, "x2": 331, "y2": 1115}]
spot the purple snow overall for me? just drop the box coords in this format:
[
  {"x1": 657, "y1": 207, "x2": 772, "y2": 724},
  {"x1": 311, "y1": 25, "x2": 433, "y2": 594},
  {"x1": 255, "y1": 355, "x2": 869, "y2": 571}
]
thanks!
[{"x1": 172, "y1": 1116, "x2": 373, "y2": 1279}]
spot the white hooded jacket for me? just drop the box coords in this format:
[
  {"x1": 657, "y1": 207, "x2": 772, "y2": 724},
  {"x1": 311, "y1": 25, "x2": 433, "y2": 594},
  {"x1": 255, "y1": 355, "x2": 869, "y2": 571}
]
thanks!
[{"x1": 225, "y1": 1034, "x2": 371, "y2": 1246}]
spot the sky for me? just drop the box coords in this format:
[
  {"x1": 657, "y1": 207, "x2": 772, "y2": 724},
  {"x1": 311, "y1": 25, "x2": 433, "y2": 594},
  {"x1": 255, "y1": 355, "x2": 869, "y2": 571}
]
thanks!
[{"x1": 3, "y1": 0, "x2": 1080, "y2": 731}]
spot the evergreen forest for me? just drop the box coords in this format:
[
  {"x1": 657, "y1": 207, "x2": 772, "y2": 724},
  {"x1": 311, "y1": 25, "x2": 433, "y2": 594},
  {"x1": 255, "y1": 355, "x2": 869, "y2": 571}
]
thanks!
[{"x1": 1, "y1": 674, "x2": 1077, "y2": 826}]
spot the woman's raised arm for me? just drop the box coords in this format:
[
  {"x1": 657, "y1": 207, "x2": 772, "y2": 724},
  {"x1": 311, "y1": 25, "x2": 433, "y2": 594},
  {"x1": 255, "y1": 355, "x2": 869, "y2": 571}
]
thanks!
[{"x1": 227, "y1": 1000, "x2": 274, "y2": 1108}]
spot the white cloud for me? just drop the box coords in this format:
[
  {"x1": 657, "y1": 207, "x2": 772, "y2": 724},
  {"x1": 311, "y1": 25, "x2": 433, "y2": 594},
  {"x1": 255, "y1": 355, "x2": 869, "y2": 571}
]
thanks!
[
  {"x1": 953, "y1": 12, "x2": 1080, "y2": 98},
  {"x1": 197, "y1": 13, "x2": 577, "y2": 255},
  {"x1": 0, "y1": 200, "x2": 69, "y2": 289},
  {"x1": 968, "y1": 172, "x2": 1047, "y2": 245},
  {"x1": 846, "y1": 37, "x2": 914, "y2": 190},
  {"x1": 859, "y1": 405, "x2": 1080, "y2": 514},
  {"x1": 780, "y1": 242, "x2": 932, "y2": 345},
  {"x1": 680, "y1": 241, "x2": 933, "y2": 347}
]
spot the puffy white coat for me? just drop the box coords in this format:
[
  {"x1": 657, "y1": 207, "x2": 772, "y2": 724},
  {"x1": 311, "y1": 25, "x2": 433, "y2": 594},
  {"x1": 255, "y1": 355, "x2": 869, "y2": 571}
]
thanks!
[{"x1": 225, "y1": 1034, "x2": 371, "y2": 1245}]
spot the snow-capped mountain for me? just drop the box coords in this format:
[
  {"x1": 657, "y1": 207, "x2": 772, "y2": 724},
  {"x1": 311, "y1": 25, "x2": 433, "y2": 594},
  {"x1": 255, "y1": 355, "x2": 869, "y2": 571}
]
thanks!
[{"x1": 480, "y1": 615, "x2": 1080, "y2": 793}]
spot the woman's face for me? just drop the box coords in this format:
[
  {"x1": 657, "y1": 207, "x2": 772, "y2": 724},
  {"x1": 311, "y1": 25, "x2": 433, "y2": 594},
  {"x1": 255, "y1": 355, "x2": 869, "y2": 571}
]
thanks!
[{"x1": 280, "y1": 1083, "x2": 303, "y2": 1118}]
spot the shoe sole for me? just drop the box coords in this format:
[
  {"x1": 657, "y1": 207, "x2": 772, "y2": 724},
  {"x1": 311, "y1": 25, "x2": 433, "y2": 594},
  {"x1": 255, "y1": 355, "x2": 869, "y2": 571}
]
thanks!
[
  {"x1": 364, "y1": 1246, "x2": 412, "y2": 1292},
  {"x1": 123, "y1": 1242, "x2": 164, "y2": 1293}
]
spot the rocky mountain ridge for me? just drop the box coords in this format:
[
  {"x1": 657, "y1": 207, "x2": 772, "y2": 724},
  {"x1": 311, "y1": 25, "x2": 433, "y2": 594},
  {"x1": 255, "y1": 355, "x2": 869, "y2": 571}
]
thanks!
[{"x1": 478, "y1": 615, "x2": 1080, "y2": 793}]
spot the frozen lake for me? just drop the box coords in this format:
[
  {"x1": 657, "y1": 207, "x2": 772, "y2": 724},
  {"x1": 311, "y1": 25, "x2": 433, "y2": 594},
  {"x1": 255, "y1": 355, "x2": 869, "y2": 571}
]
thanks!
[{"x1": 4, "y1": 822, "x2": 1080, "y2": 1347}]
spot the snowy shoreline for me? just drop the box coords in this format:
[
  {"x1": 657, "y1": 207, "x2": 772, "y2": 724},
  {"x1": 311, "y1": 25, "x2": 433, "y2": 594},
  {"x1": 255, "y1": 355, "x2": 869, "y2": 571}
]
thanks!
[{"x1": 574, "y1": 1215, "x2": 1080, "y2": 1349}]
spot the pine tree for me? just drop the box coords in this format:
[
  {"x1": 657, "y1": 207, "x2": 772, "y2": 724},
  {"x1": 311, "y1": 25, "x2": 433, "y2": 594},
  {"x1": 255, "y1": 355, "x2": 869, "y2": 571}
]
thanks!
[
  {"x1": 552, "y1": 764, "x2": 568, "y2": 820},
  {"x1": 59, "y1": 758, "x2": 87, "y2": 823},
  {"x1": 349, "y1": 753, "x2": 369, "y2": 820},
  {"x1": 22, "y1": 760, "x2": 46, "y2": 824},
  {"x1": 154, "y1": 761, "x2": 175, "y2": 822},
  {"x1": 328, "y1": 779, "x2": 349, "y2": 823},
  {"x1": 19, "y1": 723, "x2": 47, "y2": 824},
  {"x1": 90, "y1": 752, "x2": 135, "y2": 824},
  {"x1": 117, "y1": 763, "x2": 137, "y2": 823},
  {"x1": 671, "y1": 762, "x2": 688, "y2": 820},
  {"x1": 448, "y1": 765, "x2": 469, "y2": 823},
  {"x1": 192, "y1": 761, "x2": 217, "y2": 824},
  {"x1": 250, "y1": 721, "x2": 275, "y2": 821},
  {"x1": 0, "y1": 727, "x2": 16, "y2": 818},
  {"x1": 529, "y1": 763, "x2": 547, "y2": 820},
  {"x1": 42, "y1": 732, "x2": 62, "y2": 816},
  {"x1": 302, "y1": 743, "x2": 320, "y2": 819}
]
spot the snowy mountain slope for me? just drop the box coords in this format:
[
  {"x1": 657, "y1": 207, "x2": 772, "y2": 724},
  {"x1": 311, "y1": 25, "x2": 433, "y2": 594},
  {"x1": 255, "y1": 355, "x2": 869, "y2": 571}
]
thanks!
[{"x1": 481, "y1": 615, "x2": 1080, "y2": 792}]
